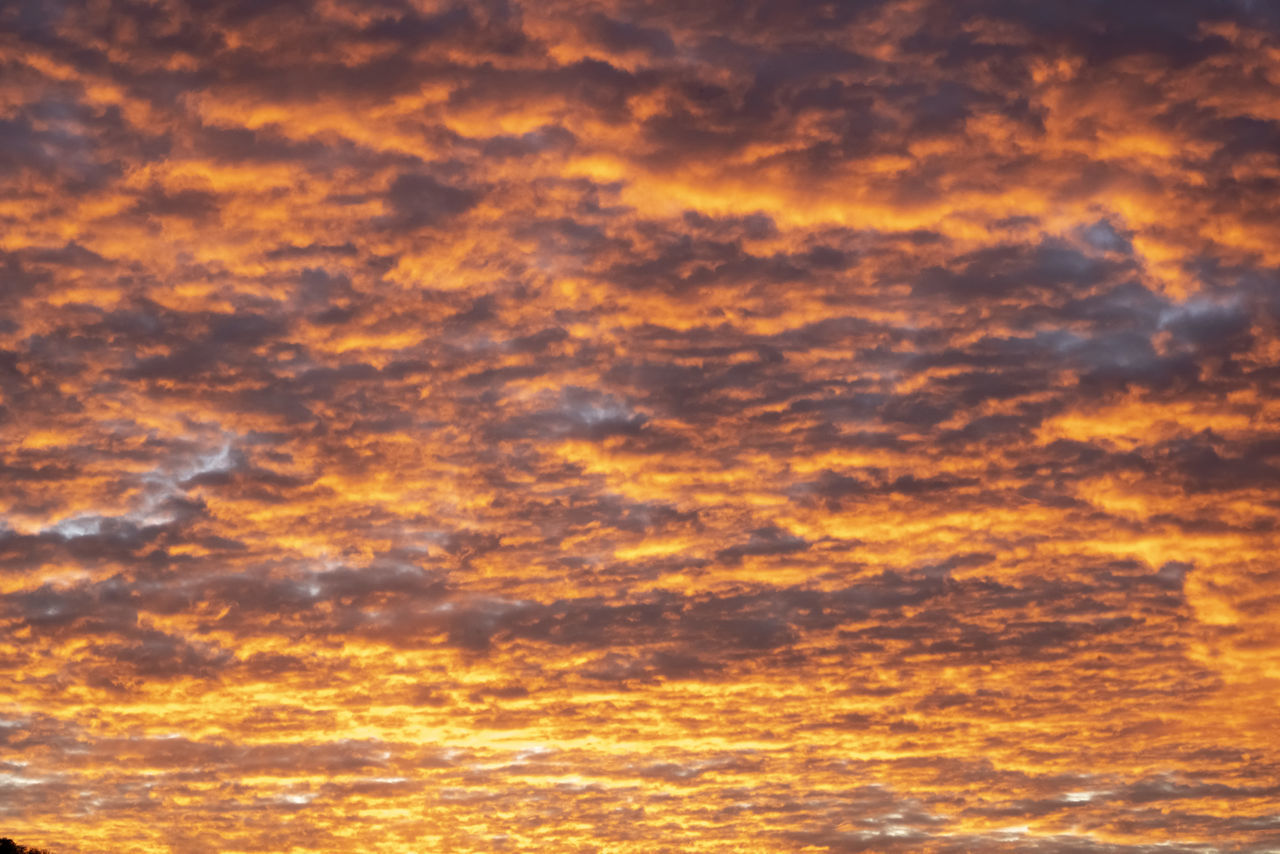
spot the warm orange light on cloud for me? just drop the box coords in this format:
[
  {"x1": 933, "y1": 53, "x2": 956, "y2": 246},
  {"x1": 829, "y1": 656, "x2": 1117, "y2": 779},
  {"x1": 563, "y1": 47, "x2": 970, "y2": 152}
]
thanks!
[{"x1": 2, "y1": 1, "x2": 1279, "y2": 852}]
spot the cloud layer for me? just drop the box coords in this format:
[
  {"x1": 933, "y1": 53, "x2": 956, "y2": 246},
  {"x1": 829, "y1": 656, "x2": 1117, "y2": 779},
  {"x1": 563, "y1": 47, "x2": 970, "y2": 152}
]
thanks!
[{"x1": 2, "y1": 0, "x2": 1279, "y2": 851}]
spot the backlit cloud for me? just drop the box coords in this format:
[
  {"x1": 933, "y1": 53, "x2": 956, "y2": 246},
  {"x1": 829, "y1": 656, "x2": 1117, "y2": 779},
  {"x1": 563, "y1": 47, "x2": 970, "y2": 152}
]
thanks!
[{"x1": 2, "y1": 0, "x2": 1279, "y2": 851}]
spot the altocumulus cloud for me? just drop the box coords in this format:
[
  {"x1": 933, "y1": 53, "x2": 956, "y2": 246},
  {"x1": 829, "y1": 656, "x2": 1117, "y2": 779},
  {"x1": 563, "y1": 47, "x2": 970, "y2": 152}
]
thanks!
[{"x1": 1, "y1": 0, "x2": 1279, "y2": 851}]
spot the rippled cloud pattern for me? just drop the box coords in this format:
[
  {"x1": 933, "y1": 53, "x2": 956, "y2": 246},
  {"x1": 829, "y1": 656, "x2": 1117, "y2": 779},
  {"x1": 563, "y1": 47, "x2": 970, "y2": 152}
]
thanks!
[{"x1": 3, "y1": 0, "x2": 1280, "y2": 851}]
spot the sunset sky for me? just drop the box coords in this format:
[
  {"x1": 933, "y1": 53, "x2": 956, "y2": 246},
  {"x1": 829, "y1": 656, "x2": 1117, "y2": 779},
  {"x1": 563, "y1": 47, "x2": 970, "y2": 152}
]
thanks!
[{"x1": 2, "y1": 1, "x2": 1280, "y2": 851}]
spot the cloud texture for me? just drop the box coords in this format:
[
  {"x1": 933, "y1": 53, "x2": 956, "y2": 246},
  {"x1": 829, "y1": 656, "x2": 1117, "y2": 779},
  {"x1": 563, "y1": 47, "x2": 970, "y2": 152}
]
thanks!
[{"x1": 2, "y1": 0, "x2": 1280, "y2": 851}]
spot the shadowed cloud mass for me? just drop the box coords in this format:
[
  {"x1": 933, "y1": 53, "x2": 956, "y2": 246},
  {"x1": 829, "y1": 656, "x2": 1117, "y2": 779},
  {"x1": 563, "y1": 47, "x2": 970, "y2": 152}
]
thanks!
[{"x1": 2, "y1": 0, "x2": 1279, "y2": 851}]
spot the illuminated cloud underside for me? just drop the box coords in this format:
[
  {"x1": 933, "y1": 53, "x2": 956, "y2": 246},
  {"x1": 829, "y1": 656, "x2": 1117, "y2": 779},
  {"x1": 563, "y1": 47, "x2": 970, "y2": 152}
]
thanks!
[{"x1": 2, "y1": 0, "x2": 1279, "y2": 851}]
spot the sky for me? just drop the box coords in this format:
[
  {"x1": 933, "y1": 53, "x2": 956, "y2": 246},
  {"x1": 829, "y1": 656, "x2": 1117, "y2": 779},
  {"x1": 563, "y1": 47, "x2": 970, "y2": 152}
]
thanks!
[{"x1": 2, "y1": 0, "x2": 1279, "y2": 852}]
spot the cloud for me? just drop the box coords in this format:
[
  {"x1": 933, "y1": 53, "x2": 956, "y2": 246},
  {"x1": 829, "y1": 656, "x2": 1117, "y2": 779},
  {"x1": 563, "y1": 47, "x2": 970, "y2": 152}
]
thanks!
[{"x1": 1, "y1": 0, "x2": 1278, "y2": 851}]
